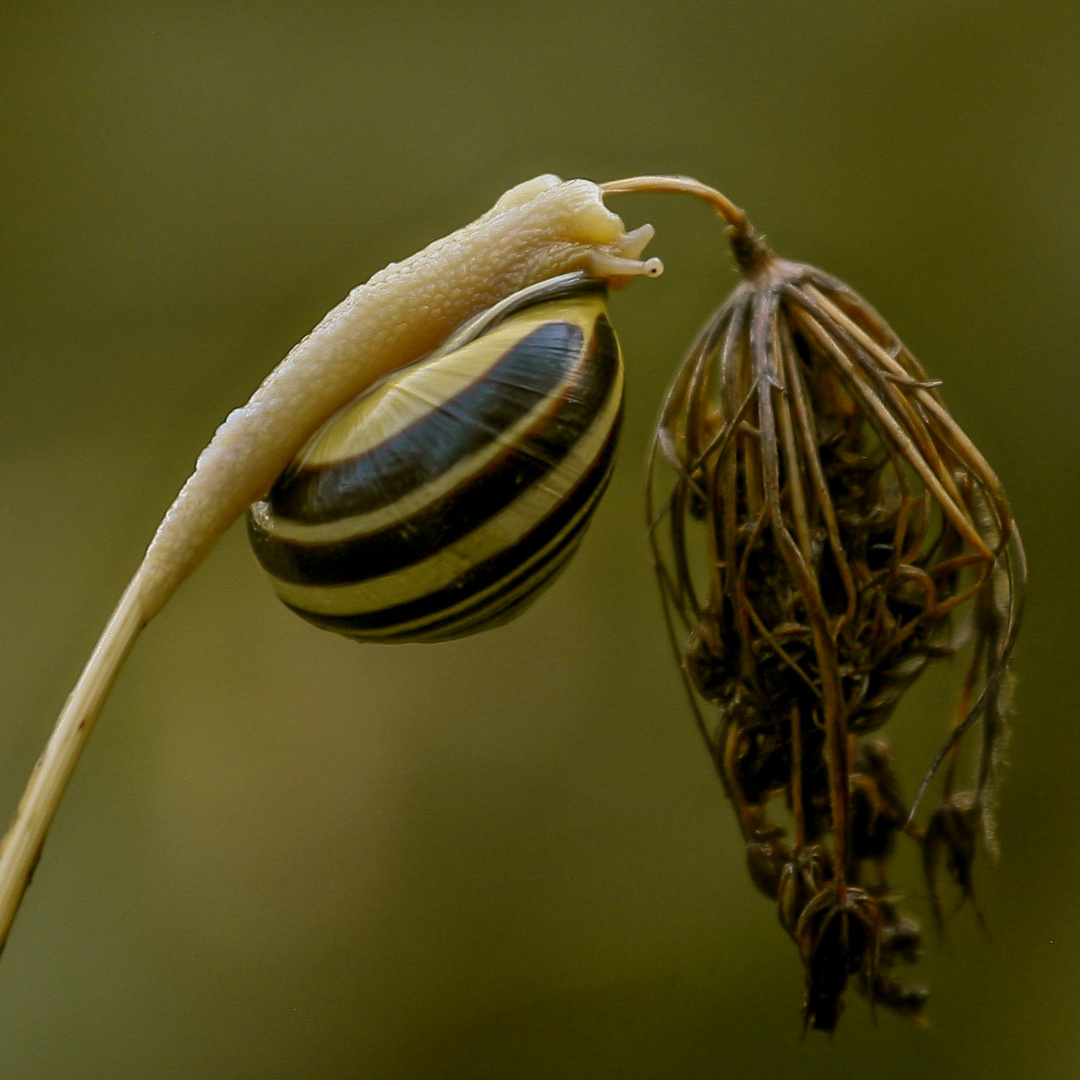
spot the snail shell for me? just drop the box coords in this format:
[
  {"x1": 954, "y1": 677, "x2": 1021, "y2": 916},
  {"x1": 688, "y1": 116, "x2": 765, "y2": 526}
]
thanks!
[{"x1": 247, "y1": 272, "x2": 622, "y2": 642}]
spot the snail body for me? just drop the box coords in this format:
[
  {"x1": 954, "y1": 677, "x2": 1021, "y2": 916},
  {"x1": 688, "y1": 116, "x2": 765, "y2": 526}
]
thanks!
[
  {"x1": 248, "y1": 273, "x2": 623, "y2": 643},
  {"x1": 140, "y1": 175, "x2": 660, "y2": 618}
]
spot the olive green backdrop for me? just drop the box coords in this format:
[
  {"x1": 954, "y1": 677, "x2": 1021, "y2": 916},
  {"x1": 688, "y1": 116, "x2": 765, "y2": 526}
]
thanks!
[{"x1": 0, "y1": 2, "x2": 1075, "y2": 1076}]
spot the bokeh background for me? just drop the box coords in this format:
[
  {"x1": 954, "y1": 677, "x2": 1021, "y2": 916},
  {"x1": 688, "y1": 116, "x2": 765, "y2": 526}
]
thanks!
[{"x1": 0, "y1": 2, "x2": 1076, "y2": 1076}]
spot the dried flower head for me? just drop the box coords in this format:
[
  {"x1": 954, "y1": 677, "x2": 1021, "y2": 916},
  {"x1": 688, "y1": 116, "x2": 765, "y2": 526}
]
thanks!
[{"x1": 639, "y1": 181, "x2": 1026, "y2": 1031}]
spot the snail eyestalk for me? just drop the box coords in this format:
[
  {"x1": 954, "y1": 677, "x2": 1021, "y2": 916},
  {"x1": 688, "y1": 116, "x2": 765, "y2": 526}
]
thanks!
[{"x1": 583, "y1": 222, "x2": 663, "y2": 282}]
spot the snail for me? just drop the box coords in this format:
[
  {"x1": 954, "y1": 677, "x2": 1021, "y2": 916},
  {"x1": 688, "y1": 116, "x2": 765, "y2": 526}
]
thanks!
[{"x1": 248, "y1": 271, "x2": 624, "y2": 643}]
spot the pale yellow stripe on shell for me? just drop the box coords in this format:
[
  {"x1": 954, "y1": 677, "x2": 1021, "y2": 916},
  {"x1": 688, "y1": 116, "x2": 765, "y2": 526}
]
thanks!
[
  {"x1": 297, "y1": 295, "x2": 606, "y2": 467},
  {"x1": 267, "y1": 361, "x2": 622, "y2": 616}
]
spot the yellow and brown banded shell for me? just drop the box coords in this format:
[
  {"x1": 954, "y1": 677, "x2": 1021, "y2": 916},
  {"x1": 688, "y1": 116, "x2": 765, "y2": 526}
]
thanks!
[{"x1": 247, "y1": 273, "x2": 623, "y2": 642}]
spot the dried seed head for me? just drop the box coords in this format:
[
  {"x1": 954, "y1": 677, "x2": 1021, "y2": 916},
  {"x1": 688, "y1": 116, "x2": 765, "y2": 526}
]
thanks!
[{"x1": 644, "y1": 189, "x2": 1026, "y2": 1030}]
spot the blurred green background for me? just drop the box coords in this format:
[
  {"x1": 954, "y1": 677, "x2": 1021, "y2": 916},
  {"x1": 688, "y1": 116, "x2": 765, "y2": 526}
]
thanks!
[{"x1": 0, "y1": 1, "x2": 1076, "y2": 1076}]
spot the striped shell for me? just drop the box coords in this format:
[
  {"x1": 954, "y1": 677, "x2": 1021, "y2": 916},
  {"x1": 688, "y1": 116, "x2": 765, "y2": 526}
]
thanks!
[{"x1": 247, "y1": 273, "x2": 623, "y2": 643}]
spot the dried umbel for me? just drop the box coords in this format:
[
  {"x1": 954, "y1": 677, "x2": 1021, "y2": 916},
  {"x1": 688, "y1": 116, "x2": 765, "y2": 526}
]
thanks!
[{"x1": 641, "y1": 179, "x2": 1026, "y2": 1031}]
